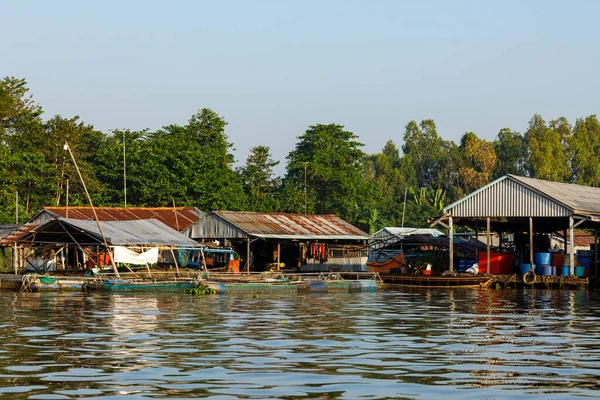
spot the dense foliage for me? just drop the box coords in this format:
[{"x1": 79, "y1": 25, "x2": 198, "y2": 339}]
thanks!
[{"x1": 2, "y1": 77, "x2": 599, "y2": 232}]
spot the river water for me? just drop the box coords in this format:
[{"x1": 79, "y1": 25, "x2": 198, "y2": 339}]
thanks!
[{"x1": 0, "y1": 288, "x2": 599, "y2": 399}]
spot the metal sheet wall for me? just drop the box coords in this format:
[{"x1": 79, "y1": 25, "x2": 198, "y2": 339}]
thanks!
[
  {"x1": 448, "y1": 179, "x2": 570, "y2": 217},
  {"x1": 189, "y1": 214, "x2": 248, "y2": 240}
]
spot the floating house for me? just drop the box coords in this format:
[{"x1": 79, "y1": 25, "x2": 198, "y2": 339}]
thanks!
[
  {"x1": 188, "y1": 211, "x2": 370, "y2": 272},
  {"x1": 12, "y1": 218, "x2": 201, "y2": 275},
  {"x1": 27, "y1": 206, "x2": 205, "y2": 234},
  {"x1": 1, "y1": 207, "x2": 206, "y2": 274},
  {"x1": 432, "y1": 175, "x2": 600, "y2": 277},
  {"x1": 368, "y1": 227, "x2": 495, "y2": 274}
]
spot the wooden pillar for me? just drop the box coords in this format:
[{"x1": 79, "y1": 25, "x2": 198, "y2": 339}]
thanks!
[
  {"x1": 449, "y1": 216, "x2": 454, "y2": 272},
  {"x1": 474, "y1": 222, "x2": 479, "y2": 256},
  {"x1": 170, "y1": 247, "x2": 180, "y2": 276},
  {"x1": 486, "y1": 217, "x2": 491, "y2": 275},
  {"x1": 277, "y1": 243, "x2": 281, "y2": 271},
  {"x1": 569, "y1": 216, "x2": 575, "y2": 276},
  {"x1": 13, "y1": 243, "x2": 17, "y2": 275},
  {"x1": 529, "y1": 217, "x2": 534, "y2": 271},
  {"x1": 246, "y1": 238, "x2": 251, "y2": 273},
  {"x1": 594, "y1": 227, "x2": 598, "y2": 277}
]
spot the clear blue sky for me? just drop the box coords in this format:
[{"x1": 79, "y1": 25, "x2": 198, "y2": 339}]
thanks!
[{"x1": 2, "y1": 0, "x2": 599, "y2": 174}]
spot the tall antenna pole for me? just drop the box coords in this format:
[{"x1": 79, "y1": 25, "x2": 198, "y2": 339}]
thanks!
[
  {"x1": 123, "y1": 131, "x2": 127, "y2": 208},
  {"x1": 304, "y1": 162, "x2": 308, "y2": 214},
  {"x1": 66, "y1": 178, "x2": 69, "y2": 218},
  {"x1": 15, "y1": 191, "x2": 18, "y2": 224},
  {"x1": 401, "y1": 187, "x2": 408, "y2": 228},
  {"x1": 64, "y1": 142, "x2": 120, "y2": 278}
]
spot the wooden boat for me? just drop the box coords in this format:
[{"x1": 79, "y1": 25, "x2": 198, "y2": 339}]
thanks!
[{"x1": 366, "y1": 252, "x2": 405, "y2": 274}]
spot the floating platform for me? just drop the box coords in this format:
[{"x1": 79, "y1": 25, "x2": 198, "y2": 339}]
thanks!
[
  {"x1": 381, "y1": 273, "x2": 590, "y2": 289},
  {"x1": 0, "y1": 272, "x2": 381, "y2": 294}
]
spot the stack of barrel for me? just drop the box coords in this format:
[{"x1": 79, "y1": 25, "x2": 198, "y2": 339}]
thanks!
[
  {"x1": 534, "y1": 252, "x2": 553, "y2": 276},
  {"x1": 576, "y1": 250, "x2": 594, "y2": 277}
]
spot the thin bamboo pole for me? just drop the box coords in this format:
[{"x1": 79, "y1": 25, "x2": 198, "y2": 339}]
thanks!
[
  {"x1": 170, "y1": 247, "x2": 180, "y2": 276},
  {"x1": 64, "y1": 142, "x2": 120, "y2": 278}
]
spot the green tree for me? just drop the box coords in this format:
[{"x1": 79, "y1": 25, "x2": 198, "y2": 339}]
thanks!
[
  {"x1": 570, "y1": 115, "x2": 600, "y2": 186},
  {"x1": 525, "y1": 114, "x2": 570, "y2": 182},
  {"x1": 283, "y1": 123, "x2": 369, "y2": 222},
  {"x1": 402, "y1": 119, "x2": 445, "y2": 188},
  {"x1": 459, "y1": 132, "x2": 497, "y2": 193},
  {"x1": 239, "y1": 145, "x2": 280, "y2": 211},
  {"x1": 494, "y1": 128, "x2": 528, "y2": 177},
  {"x1": 0, "y1": 77, "x2": 42, "y2": 137}
]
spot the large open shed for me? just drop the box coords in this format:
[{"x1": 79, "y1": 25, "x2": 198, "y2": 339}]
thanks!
[
  {"x1": 432, "y1": 175, "x2": 600, "y2": 275},
  {"x1": 189, "y1": 211, "x2": 370, "y2": 272},
  {"x1": 12, "y1": 218, "x2": 200, "y2": 275}
]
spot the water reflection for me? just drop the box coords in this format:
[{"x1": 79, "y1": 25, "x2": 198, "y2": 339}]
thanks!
[{"x1": 0, "y1": 289, "x2": 598, "y2": 398}]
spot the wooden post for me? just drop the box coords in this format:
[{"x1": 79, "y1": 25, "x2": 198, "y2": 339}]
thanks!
[
  {"x1": 529, "y1": 217, "x2": 534, "y2": 271},
  {"x1": 170, "y1": 247, "x2": 180, "y2": 276},
  {"x1": 277, "y1": 243, "x2": 281, "y2": 271},
  {"x1": 449, "y1": 216, "x2": 454, "y2": 272},
  {"x1": 474, "y1": 221, "x2": 479, "y2": 255},
  {"x1": 13, "y1": 243, "x2": 17, "y2": 275},
  {"x1": 246, "y1": 238, "x2": 251, "y2": 273},
  {"x1": 569, "y1": 216, "x2": 575, "y2": 276},
  {"x1": 145, "y1": 262, "x2": 152, "y2": 278},
  {"x1": 594, "y1": 227, "x2": 598, "y2": 277},
  {"x1": 486, "y1": 217, "x2": 491, "y2": 275}
]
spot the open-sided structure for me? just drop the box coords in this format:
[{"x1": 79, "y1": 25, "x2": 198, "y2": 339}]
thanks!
[
  {"x1": 13, "y1": 218, "x2": 200, "y2": 274},
  {"x1": 189, "y1": 211, "x2": 370, "y2": 272},
  {"x1": 432, "y1": 175, "x2": 600, "y2": 275}
]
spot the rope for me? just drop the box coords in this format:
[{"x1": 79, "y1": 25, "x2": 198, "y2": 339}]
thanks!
[{"x1": 20, "y1": 274, "x2": 38, "y2": 292}]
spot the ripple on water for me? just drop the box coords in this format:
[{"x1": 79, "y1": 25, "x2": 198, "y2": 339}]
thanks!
[{"x1": 0, "y1": 289, "x2": 599, "y2": 398}]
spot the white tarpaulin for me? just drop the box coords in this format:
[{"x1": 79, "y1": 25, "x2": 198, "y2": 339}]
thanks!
[{"x1": 113, "y1": 246, "x2": 159, "y2": 265}]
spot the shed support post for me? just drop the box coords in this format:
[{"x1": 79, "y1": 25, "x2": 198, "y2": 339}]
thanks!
[
  {"x1": 474, "y1": 221, "x2": 479, "y2": 257},
  {"x1": 246, "y1": 238, "x2": 251, "y2": 273},
  {"x1": 277, "y1": 243, "x2": 281, "y2": 271},
  {"x1": 569, "y1": 216, "x2": 575, "y2": 276},
  {"x1": 529, "y1": 217, "x2": 534, "y2": 271},
  {"x1": 487, "y1": 217, "x2": 491, "y2": 275},
  {"x1": 594, "y1": 227, "x2": 598, "y2": 277},
  {"x1": 449, "y1": 216, "x2": 454, "y2": 272},
  {"x1": 13, "y1": 243, "x2": 17, "y2": 275}
]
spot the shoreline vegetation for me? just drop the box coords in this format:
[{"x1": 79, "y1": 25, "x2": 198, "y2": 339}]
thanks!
[{"x1": 1, "y1": 76, "x2": 599, "y2": 235}]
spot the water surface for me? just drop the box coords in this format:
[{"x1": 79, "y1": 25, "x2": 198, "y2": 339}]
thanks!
[{"x1": 0, "y1": 288, "x2": 599, "y2": 399}]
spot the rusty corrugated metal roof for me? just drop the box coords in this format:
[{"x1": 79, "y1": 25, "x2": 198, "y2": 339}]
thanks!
[
  {"x1": 0, "y1": 223, "x2": 38, "y2": 246},
  {"x1": 37, "y1": 207, "x2": 204, "y2": 231},
  {"x1": 212, "y1": 211, "x2": 369, "y2": 240}
]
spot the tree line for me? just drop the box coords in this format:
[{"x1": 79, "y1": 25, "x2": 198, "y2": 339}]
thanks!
[{"x1": 1, "y1": 77, "x2": 599, "y2": 232}]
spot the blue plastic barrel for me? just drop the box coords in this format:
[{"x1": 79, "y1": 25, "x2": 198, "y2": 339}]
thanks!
[
  {"x1": 561, "y1": 266, "x2": 570, "y2": 276},
  {"x1": 520, "y1": 264, "x2": 534, "y2": 276},
  {"x1": 298, "y1": 281, "x2": 328, "y2": 292},
  {"x1": 534, "y1": 253, "x2": 551, "y2": 265},
  {"x1": 538, "y1": 265, "x2": 552, "y2": 276},
  {"x1": 574, "y1": 266, "x2": 586, "y2": 277},
  {"x1": 579, "y1": 257, "x2": 591, "y2": 268}
]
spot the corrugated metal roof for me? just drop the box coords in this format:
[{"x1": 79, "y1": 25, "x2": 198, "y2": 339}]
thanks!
[
  {"x1": 510, "y1": 175, "x2": 600, "y2": 214},
  {"x1": 0, "y1": 223, "x2": 38, "y2": 246},
  {"x1": 371, "y1": 227, "x2": 443, "y2": 239},
  {"x1": 444, "y1": 175, "x2": 600, "y2": 218},
  {"x1": 195, "y1": 211, "x2": 369, "y2": 240},
  {"x1": 18, "y1": 218, "x2": 201, "y2": 247},
  {"x1": 0, "y1": 224, "x2": 19, "y2": 240},
  {"x1": 33, "y1": 207, "x2": 205, "y2": 231}
]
